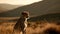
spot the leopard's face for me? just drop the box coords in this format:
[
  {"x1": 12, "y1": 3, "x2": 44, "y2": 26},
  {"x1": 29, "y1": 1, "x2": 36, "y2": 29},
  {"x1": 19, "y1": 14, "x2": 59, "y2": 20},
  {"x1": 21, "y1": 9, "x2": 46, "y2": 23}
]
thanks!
[
  {"x1": 24, "y1": 14, "x2": 29, "y2": 18},
  {"x1": 21, "y1": 11, "x2": 29, "y2": 18}
]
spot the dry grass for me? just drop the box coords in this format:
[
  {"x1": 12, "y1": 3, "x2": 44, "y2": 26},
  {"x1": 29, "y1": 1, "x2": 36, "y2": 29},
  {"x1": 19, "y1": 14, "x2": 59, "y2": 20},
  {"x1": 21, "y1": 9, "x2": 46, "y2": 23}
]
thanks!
[{"x1": 0, "y1": 21, "x2": 60, "y2": 34}]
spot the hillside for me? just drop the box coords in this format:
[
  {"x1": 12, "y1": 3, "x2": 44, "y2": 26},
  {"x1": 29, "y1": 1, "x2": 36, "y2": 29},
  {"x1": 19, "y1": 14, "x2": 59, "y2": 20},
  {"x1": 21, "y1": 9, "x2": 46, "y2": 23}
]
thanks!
[
  {"x1": 0, "y1": 13, "x2": 60, "y2": 24},
  {"x1": 0, "y1": 0, "x2": 60, "y2": 17},
  {"x1": 28, "y1": 13, "x2": 60, "y2": 25},
  {"x1": 0, "y1": 4, "x2": 20, "y2": 13},
  {"x1": 28, "y1": 13, "x2": 60, "y2": 22}
]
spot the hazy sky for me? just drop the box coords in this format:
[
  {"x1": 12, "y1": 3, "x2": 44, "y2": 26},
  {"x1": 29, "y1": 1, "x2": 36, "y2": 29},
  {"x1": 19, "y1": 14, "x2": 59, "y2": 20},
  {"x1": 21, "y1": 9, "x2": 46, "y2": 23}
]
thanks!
[{"x1": 0, "y1": 0, "x2": 42, "y2": 5}]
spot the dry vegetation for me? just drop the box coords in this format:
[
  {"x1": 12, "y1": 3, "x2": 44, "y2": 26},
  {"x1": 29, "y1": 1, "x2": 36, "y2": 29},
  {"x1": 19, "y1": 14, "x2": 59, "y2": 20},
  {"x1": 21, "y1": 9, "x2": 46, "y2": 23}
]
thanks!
[{"x1": 0, "y1": 21, "x2": 60, "y2": 34}]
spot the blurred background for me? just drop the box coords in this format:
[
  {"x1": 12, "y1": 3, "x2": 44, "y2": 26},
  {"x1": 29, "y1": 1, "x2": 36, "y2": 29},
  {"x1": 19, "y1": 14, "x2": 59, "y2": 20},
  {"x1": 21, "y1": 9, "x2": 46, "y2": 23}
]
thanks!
[
  {"x1": 0, "y1": 0, "x2": 60, "y2": 21},
  {"x1": 0, "y1": 0, "x2": 60, "y2": 34}
]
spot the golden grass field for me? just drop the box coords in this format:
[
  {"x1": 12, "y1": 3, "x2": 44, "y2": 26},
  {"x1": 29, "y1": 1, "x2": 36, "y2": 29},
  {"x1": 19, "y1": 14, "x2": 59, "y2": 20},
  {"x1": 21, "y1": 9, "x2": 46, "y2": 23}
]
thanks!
[{"x1": 0, "y1": 21, "x2": 60, "y2": 34}]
